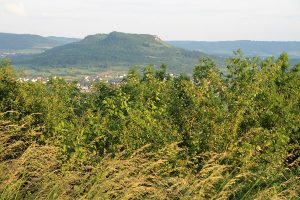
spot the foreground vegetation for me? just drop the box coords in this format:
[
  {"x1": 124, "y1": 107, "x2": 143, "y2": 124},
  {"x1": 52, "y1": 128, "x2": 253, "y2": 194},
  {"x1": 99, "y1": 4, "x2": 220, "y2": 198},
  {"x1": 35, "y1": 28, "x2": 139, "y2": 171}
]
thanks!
[{"x1": 0, "y1": 52, "x2": 300, "y2": 199}]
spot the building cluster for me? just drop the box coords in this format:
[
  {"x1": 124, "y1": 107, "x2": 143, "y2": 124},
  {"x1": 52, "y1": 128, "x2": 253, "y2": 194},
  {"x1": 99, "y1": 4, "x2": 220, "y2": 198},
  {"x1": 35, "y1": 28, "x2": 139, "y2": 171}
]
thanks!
[
  {"x1": 0, "y1": 52, "x2": 17, "y2": 58},
  {"x1": 18, "y1": 77, "x2": 49, "y2": 83},
  {"x1": 17, "y1": 73, "x2": 127, "y2": 92}
]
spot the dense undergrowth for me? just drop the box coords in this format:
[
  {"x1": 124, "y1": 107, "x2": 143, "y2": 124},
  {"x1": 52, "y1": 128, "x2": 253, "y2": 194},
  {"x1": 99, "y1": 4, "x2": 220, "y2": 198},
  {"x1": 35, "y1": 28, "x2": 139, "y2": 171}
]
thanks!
[{"x1": 0, "y1": 52, "x2": 300, "y2": 199}]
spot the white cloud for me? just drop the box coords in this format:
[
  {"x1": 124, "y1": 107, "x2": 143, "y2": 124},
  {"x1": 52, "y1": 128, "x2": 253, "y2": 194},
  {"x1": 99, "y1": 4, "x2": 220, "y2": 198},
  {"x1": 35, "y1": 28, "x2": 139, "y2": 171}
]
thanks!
[{"x1": 5, "y1": 2, "x2": 27, "y2": 16}]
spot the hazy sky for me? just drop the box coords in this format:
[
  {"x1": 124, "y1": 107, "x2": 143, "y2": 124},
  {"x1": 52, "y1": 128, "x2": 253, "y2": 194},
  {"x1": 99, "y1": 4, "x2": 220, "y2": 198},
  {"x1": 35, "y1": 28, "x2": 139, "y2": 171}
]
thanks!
[{"x1": 0, "y1": 0, "x2": 299, "y2": 40}]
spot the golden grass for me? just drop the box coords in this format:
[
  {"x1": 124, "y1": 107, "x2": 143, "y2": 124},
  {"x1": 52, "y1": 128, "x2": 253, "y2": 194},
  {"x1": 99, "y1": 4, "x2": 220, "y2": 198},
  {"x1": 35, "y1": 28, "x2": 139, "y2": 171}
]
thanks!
[{"x1": 0, "y1": 113, "x2": 299, "y2": 199}]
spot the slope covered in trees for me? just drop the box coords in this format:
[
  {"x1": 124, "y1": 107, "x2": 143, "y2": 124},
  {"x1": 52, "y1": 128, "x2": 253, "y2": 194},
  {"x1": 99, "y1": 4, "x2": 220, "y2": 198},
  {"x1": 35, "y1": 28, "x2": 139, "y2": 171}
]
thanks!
[
  {"x1": 12, "y1": 32, "x2": 207, "y2": 73},
  {"x1": 168, "y1": 40, "x2": 300, "y2": 59},
  {"x1": 0, "y1": 53, "x2": 300, "y2": 199},
  {"x1": 0, "y1": 33, "x2": 80, "y2": 51}
]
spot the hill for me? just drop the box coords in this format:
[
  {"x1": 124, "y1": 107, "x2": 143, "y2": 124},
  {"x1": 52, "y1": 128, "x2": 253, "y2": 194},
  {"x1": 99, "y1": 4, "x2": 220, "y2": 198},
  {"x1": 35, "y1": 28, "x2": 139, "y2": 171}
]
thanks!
[
  {"x1": 167, "y1": 40, "x2": 300, "y2": 59},
  {"x1": 12, "y1": 32, "x2": 208, "y2": 73},
  {"x1": 0, "y1": 33, "x2": 80, "y2": 55}
]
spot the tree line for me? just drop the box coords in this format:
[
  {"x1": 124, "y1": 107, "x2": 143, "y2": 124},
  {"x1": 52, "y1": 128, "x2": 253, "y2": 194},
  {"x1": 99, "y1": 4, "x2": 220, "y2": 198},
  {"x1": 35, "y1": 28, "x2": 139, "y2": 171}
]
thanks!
[{"x1": 0, "y1": 52, "x2": 299, "y2": 199}]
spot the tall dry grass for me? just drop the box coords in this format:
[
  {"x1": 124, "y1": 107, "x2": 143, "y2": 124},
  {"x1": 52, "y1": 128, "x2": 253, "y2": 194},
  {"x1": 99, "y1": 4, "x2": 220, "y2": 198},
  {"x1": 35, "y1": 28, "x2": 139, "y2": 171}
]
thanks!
[{"x1": 0, "y1": 112, "x2": 299, "y2": 199}]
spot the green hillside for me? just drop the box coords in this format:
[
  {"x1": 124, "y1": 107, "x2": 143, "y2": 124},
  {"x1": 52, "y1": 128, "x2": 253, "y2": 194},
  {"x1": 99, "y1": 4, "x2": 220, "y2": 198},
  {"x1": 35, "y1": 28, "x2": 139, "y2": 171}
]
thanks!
[
  {"x1": 0, "y1": 33, "x2": 80, "y2": 54},
  {"x1": 13, "y1": 32, "x2": 208, "y2": 73},
  {"x1": 168, "y1": 40, "x2": 300, "y2": 58}
]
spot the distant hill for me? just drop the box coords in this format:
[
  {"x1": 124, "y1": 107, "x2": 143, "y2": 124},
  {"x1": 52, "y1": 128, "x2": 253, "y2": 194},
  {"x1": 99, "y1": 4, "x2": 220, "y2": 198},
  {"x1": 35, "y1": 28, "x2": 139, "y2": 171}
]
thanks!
[
  {"x1": 0, "y1": 33, "x2": 80, "y2": 53},
  {"x1": 13, "y1": 32, "x2": 209, "y2": 73},
  {"x1": 167, "y1": 40, "x2": 300, "y2": 59}
]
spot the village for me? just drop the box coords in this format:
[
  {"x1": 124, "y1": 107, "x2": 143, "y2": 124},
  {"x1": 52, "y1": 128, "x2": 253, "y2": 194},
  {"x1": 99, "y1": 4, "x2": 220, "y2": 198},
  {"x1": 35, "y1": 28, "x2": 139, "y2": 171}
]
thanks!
[{"x1": 17, "y1": 73, "x2": 128, "y2": 92}]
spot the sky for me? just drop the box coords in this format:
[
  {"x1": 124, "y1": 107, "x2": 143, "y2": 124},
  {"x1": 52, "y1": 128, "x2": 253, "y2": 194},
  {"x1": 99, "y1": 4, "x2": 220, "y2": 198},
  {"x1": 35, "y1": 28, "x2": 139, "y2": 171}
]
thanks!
[{"x1": 0, "y1": 0, "x2": 299, "y2": 41}]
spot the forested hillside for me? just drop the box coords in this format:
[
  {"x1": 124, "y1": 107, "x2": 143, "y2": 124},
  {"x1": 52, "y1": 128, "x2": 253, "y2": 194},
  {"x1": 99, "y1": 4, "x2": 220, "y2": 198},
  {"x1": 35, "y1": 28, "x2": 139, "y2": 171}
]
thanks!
[
  {"x1": 0, "y1": 53, "x2": 300, "y2": 199},
  {"x1": 12, "y1": 32, "x2": 207, "y2": 73},
  {"x1": 0, "y1": 33, "x2": 80, "y2": 51},
  {"x1": 168, "y1": 40, "x2": 300, "y2": 58}
]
